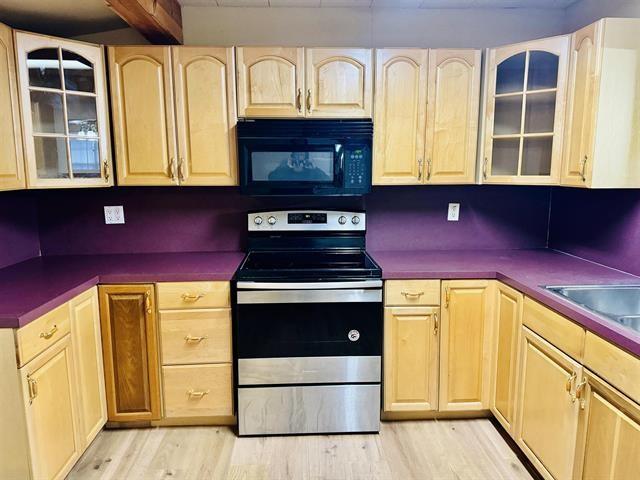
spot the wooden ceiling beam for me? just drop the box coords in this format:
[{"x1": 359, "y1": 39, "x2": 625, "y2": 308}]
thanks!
[{"x1": 105, "y1": 0, "x2": 183, "y2": 45}]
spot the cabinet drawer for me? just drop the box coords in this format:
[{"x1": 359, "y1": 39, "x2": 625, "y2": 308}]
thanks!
[
  {"x1": 385, "y1": 280, "x2": 440, "y2": 306},
  {"x1": 157, "y1": 282, "x2": 230, "y2": 310},
  {"x1": 160, "y1": 309, "x2": 232, "y2": 365},
  {"x1": 523, "y1": 297, "x2": 585, "y2": 361},
  {"x1": 584, "y1": 332, "x2": 640, "y2": 405},
  {"x1": 16, "y1": 303, "x2": 71, "y2": 367},
  {"x1": 163, "y1": 364, "x2": 233, "y2": 418}
]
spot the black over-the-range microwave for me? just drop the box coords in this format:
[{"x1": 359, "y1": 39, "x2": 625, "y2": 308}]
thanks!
[{"x1": 237, "y1": 119, "x2": 373, "y2": 196}]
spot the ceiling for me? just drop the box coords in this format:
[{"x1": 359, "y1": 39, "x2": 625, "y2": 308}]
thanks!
[
  {"x1": 0, "y1": 0, "x2": 580, "y2": 38},
  {"x1": 0, "y1": 0, "x2": 126, "y2": 37},
  {"x1": 179, "y1": 0, "x2": 580, "y2": 7}
]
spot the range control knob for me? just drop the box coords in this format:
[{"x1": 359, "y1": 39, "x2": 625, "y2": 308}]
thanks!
[
  {"x1": 338, "y1": 215, "x2": 347, "y2": 225},
  {"x1": 352, "y1": 216, "x2": 361, "y2": 225},
  {"x1": 267, "y1": 216, "x2": 277, "y2": 225},
  {"x1": 254, "y1": 216, "x2": 263, "y2": 225}
]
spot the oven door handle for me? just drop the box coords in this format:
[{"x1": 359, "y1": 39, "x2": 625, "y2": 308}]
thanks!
[
  {"x1": 237, "y1": 288, "x2": 382, "y2": 304},
  {"x1": 237, "y1": 280, "x2": 382, "y2": 290}
]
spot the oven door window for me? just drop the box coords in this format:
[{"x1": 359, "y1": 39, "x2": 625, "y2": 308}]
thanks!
[{"x1": 236, "y1": 301, "x2": 381, "y2": 358}]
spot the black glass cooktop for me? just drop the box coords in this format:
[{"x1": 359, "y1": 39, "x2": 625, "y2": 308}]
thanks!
[{"x1": 236, "y1": 249, "x2": 381, "y2": 281}]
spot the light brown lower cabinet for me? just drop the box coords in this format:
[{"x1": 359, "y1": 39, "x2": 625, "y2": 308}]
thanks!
[
  {"x1": 491, "y1": 282, "x2": 523, "y2": 434},
  {"x1": 574, "y1": 371, "x2": 640, "y2": 479},
  {"x1": 0, "y1": 287, "x2": 105, "y2": 480},
  {"x1": 439, "y1": 280, "x2": 493, "y2": 412},
  {"x1": 99, "y1": 284, "x2": 162, "y2": 422},
  {"x1": 383, "y1": 306, "x2": 440, "y2": 413},
  {"x1": 515, "y1": 326, "x2": 583, "y2": 480}
]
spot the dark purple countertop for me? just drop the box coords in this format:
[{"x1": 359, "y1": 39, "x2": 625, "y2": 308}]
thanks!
[
  {"x1": 1, "y1": 248, "x2": 639, "y2": 357},
  {"x1": 0, "y1": 252, "x2": 245, "y2": 328},
  {"x1": 371, "y1": 248, "x2": 640, "y2": 357}
]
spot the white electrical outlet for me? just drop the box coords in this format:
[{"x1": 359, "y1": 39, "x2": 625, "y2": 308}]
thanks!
[
  {"x1": 447, "y1": 203, "x2": 460, "y2": 221},
  {"x1": 104, "y1": 206, "x2": 125, "y2": 224}
]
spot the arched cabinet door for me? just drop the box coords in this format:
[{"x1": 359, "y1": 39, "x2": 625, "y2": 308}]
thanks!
[
  {"x1": 373, "y1": 49, "x2": 428, "y2": 185},
  {"x1": 15, "y1": 32, "x2": 112, "y2": 188},
  {"x1": 108, "y1": 46, "x2": 177, "y2": 186},
  {"x1": 305, "y1": 48, "x2": 373, "y2": 118},
  {"x1": 561, "y1": 21, "x2": 602, "y2": 187},
  {"x1": 426, "y1": 49, "x2": 481, "y2": 184},
  {"x1": 236, "y1": 47, "x2": 304, "y2": 118},
  {"x1": 0, "y1": 23, "x2": 25, "y2": 191},
  {"x1": 172, "y1": 47, "x2": 237, "y2": 186},
  {"x1": 484, "y1": 36, "x2": 569, "y2": 185}
]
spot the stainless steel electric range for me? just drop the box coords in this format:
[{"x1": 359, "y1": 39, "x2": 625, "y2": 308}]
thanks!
[{"x1": 235, "y1": 210, "x2": 382, "y2": 436}]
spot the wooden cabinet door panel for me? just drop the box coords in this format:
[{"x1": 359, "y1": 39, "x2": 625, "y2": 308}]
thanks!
[
  {"x1": 491, "y1": 282, "x2": 523, "y2": 434},
  {"x1": 561, "y1": 21, "x2": 601, "y2": 187},
  {"x1": 99, "y1": 285, "x2": 161, "y2": 422},
  {"x1": 426, "y1": 49, "x2": 480, "y2": 184},
  {"x1": 109, "y1": 46, "x2": 176, "y2": 186},
  {"x1": 236, "y1": 47, "x2": 304, "y2": 118},
  {"x1": 0, "y1": 23, "x2": 25, "y2": 191},
  {"x1": 306, "y1": 48, "x2": 372, "y2": 118},
  {"x1": 173, "y1": 47, "x2": 237, "y2": 186},
  {"x1": 373, "y1": 49, "x2": 428, "y2": 185},
  {"x1": 516, "y1": 327, "x2": 581, "y2": 480},
  {"x1": 575, "y1": 372, "x2": 640, "y2": 480},
  {"x1": 439, "y1": 280, "x2": 493, "y2": 411},
  {"x1": 384, "y1": 306, "x2": 439, "y2": 413},
  {"x1": 70, "y1": 287, "x2": 106, "y2": 448},
  {"x1": 21, "y1": 335, "x2": 80, "y2": 480}
]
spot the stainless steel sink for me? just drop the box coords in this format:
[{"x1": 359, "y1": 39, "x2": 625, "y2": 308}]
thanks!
[{"x1": 545, "y1": 285, "x2": 640, "y2": 334}]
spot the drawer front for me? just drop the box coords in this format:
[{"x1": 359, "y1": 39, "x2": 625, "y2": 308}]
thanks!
[
  {"x1": 160, "y1": 309, "x2": 232, "y2": 365},
  {"x1": 523, "y1": 297, "x2": 585, "y2": 361},
  {"x1": 157, "y1": 282, "x2": 230, "y2": 310},
  {"x1": 584, "y1": 332, "x2": 640, "y2": 405},
  {"x1": 163, "y1": 364, "x2": 233, "y2": 418},
  {"x1": 16, "y1": 302, "x2": 72, "y2": 366},
  {"x1": 385, "y1": 280, "x2": 440, "y2": 306}
]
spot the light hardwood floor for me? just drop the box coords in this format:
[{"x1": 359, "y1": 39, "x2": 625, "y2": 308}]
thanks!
[{"x1": 69, "y1": 419, "x2": 534, "y2": 480}]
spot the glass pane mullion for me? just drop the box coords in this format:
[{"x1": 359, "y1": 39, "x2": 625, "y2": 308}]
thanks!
[
  {"x1": 59, "y1": 47, "x2": 74, "y2": 179},
  {"x1": 517, "y1": 51, "x2": 531, "y2": 176}
]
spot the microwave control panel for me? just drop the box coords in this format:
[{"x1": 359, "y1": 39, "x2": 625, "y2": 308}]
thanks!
[{"x1": 345, "y1": 149, "x2": 368, "y2": 187}]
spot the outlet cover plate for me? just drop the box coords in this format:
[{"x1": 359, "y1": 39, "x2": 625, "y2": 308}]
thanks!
[
  {"x1": 447, "y1": 203, "x2": 460, "y2": 222},
  {"x1": 104, "y1": 206, "x2": 125, "y2": 224}
]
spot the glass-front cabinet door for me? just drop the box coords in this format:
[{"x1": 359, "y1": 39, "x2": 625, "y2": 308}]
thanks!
[
  {"x1": 483, "y1": 36, "x2": 569, "y2": 184},
  {"x1": 15, "y1": 32, "x2": 112, "y2": 188}
]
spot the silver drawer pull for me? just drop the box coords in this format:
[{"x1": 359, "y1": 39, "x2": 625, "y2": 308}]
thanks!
[
  {"x1": 187, "y1": 389, "x2": 210, "y2": 399},
  {"x1": 184, "y1": 334, "x2": 208, "y2": 343},
  {"x1": 401, "y1": 291, "x2": 424, "y2": 298},
  {"x1": 181, "y1": 293, "x2": 205, "y2": 302}
]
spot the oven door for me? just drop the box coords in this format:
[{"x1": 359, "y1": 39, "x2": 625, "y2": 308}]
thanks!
[
  {"x1": 235, "y1": 282, "x2": 382, "y2": 360},
  {"x1": 239, "y1": 138, "x2": 350, "y2": 195}
]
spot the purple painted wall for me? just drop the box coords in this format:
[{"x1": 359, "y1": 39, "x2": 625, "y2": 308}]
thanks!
[
  {"x1": 366, "y1": 185, "x2": 551, "y2": 251},
  {"x1": 549, "y1": 188, "x2": 640, "y2": 277},
  {"x1": 35, "y1": 185, "x2": 551, "y2": 256},
  {"x1": 0, "y1": 191, "x2": 40, "y2": 269}
]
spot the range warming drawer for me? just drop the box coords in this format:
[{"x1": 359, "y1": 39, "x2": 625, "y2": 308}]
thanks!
[
  {"x1": 238, "y1": 384, "x2": 381, "y2": 436},
  {"x1": 238, "y1": 356, "x2": 381, "y2": 385}
]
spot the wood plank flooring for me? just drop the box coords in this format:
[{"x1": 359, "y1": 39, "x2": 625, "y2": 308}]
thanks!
[{"x1": 69, "y1": 419, "x2": 534, "y2": 480}]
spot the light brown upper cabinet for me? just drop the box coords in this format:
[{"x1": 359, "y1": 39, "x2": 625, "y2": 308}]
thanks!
[
  {"x1": 172, "y1": 47, "x2": 237, "y2": 186},
  {"x1": 373, "y1": 49, "x2": 428, "y2": 185},
  {"x1": 236, "y1": 47, "x2": 304, "y2": 118},
  {"x1": 15, "y1": 31, "x2": 112, "y2": 189},
  {"x1": 109, "y1": 46, "x2": 177, "y2": 186},
  {"x1": 0, "y1": 23, "x2": 25, "y2": 191},
  {"x1": 109, "y1": 46, "x2": 237, "y2": 186},
  {"x1": 439, "y1": 280, "x2": 493, "y2": 412},
  {"x1": 483, "y1": 36, "x2": 569, "y2": 185},
  {"x1": 561, "y1": 18, "x2": 640, "y2": 188},
  {"x1": 426, "y1": 49, "x2": 481, "y2": 184},
  {"x1": 373, "y1": 49, "x2": 480, "y2": 185},
  {"x1": 236, "y1": 47, "x2": 372, "y2": 118},
  {"x1": 305, "y1": 48, "x2": 373, "y2": 118}
]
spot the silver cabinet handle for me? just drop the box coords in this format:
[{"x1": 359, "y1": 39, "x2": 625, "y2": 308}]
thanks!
[
  {"x1": 426, "y1": 158, "x2": 432, "y2": 181},
  {"x1": 418, "y1": 158, "x2": 423, "y2": 181},
  {"x1": 580, "y1": 155, "x2": 588, "y2": 182}
]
